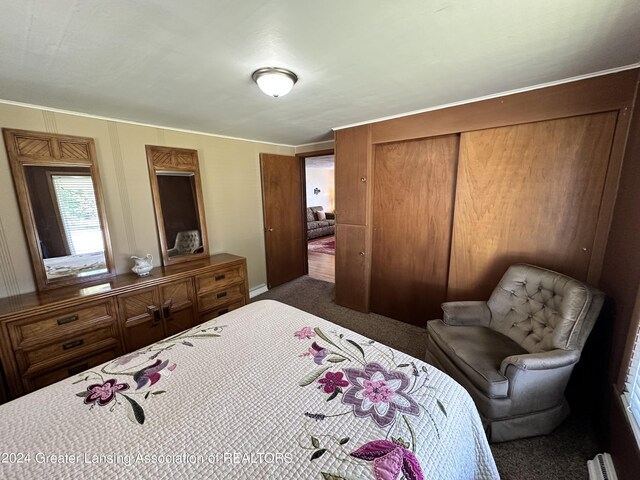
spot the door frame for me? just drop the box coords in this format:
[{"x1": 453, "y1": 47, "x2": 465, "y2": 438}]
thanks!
[{"x1": 295, "y1": 148, "x2": 335, "y2": 276}]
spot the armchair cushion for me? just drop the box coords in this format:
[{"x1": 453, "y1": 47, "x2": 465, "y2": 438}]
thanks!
[
  {"x1": 170, "y1": 230, "x2": 201, "y2": 257},
  {"x1": 441, "y1": 301, "x2": 491, "y2": 326},
  {"x1": 487, "y1": 264, "x2": 593, "y2": 353},
  {"x1": 428, "y1": 320, "x2": 527, "y2": 398}
]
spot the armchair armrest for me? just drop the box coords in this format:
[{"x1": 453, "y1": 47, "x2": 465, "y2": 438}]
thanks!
[
  {"x1": 500, "y1": 349, "x2": 580, "y2": 374},
  {"x1": 441, "y1": 301, "x2": 490, "y2": 326},
  {"x1": 500, "y1": 349, "x2": 581, "y2": 412}
]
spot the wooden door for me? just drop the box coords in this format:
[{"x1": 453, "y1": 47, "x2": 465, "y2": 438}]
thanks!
[
  {"x1": 334, "y1": 126, "x2": 371, "y2": 312},
  {"x1": 335, "y1": 224, "x2": 368, "y2": 311},
  {"x1": 370, "y1": 135, "x2": 459, "y2": 324},
  {"x1": 118, "y1": 287, "x2": 165, "y2": 351},
  {"x1": 161, "y1": 278, "x2": 196, "y2": 337},
  {"x1": 260, "y1": 153, "x2": 306, "y2": 288},
  {"x1": 448, "y1": 112, "x2": 617, "y2": 300},
  {"x1": 335, "y1": 126, "x2": 369, "y2": 225}
]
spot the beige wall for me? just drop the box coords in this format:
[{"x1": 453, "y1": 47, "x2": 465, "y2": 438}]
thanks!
[{"x1": 0, "y1": 103, "x2": 294, "y2": 298}]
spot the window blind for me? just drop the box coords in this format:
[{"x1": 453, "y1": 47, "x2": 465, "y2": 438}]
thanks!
[
  {"x1": 623, "y1": 322, "x2": 640, "y2": 446},
  {"x1": 51, "y1": 175, "x2": 102, "y2": 255}
]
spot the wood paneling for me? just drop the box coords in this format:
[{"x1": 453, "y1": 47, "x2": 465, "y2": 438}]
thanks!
[
  {"x1": 260, "y1": 153, "x2": 306, "y2": 288},
  {"x1": 370, "y1": 69, "x2": 637, "y2": 145},
  {"x1": 598, "y1": 80, "x2": 640, "y2": 476},
  {"x1": 335, "y1": 126, "x2": 370, "y2": 225},
  {"x1": 370, "y1": 135, "x2": 459, "y2": 324},
  {"x1": 449, "y1": 112, "x2": 617, "y2": 300},
  {"x1": 335, "y1": 224, "x2": 368, "y2": 312}
]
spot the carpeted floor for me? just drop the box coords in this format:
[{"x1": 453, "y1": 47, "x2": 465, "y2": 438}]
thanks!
[{"x1": 253, "y1": 275, "x2": 599, "y2": 479}]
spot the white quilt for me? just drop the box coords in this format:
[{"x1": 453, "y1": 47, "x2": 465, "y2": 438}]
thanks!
[{"x1": 0, "y1": 300, "x2": 499, "y2": 479}]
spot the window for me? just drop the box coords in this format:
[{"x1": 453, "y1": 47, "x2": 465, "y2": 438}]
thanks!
[
  {"x1": 51, "y1": 174, "x2": 103, "y2": 255},
  {"x1": 623, "y1": 322, "x2": 640, "y2": 446}
]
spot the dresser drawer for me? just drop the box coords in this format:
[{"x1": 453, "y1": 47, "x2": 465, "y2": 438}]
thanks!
[
  {"x1": 201, "y1": 299, "x2": 245, "y2": 321},
  {"x1": 198, "y1": 283, "x2": 245, "y2": 312},
  {"x1": 24, "y1": 347, "x2": 121, "y2": 392},
  {"x1": 16, "y1": 326, "x2": 119, "y2": 375},
  {"x1": 9, "y1": 300, "x2": 115, "y2": 348},
  {"x1": 196, "y1": 264, "x2": 244, "y2": 294}
]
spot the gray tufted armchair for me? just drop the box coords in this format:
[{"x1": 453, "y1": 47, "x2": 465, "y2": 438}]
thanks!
[
  {"x1": 168, "y1": 230, "x2": 202, "y2": 257},
  {"x1": 425, "y1": 264, "x2": 604, "y2": 442}
]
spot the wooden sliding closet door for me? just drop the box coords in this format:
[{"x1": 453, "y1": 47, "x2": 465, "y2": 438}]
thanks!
[
  {"x1": 370, "y1": 135, "x2": 459, "y2": 324},
  {"x1": 448, "y1": 112, "x2": 617, "y2": 300}
]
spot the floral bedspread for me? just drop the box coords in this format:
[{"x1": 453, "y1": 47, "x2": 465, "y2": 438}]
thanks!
[{"x1": 0, "y1": 300, "x2": 499, "y2": 479}]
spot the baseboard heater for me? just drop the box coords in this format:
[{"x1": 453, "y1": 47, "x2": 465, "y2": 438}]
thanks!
[{"x1": 588, "y1": 453, "x2": 618, "y2": 480}]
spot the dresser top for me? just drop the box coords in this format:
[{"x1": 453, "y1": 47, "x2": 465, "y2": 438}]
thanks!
[{"x1": 0, "y1": 253, "x2": 245, "y2": 319}]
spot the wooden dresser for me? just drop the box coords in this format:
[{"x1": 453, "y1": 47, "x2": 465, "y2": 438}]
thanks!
[{"x1": 0, "y1": 254, "x2": 249, "y2": 401}]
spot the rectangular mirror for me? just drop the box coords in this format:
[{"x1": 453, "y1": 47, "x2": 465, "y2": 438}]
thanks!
[
  {"x1": 3, "y1": 128, "x2": 115, "y2": 290},
  {"x1": 146, "y1": 145, "x2": 209, "y2": 265}
]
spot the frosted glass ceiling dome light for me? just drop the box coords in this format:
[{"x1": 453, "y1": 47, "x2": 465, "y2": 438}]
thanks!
[{"x1": 252, "y1": 67, "x2": 298, "y2": 97}]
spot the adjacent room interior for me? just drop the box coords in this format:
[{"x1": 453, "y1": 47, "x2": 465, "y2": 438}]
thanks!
[{"x1": 304, "y1": 154, "x2": 335, "y2": 283}]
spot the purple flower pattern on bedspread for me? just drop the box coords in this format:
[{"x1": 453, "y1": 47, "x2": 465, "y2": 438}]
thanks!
[
  {"x1": 318, "y1": 371, "x2": 349, "y2": 394},
  {"x1": 342, "y1": 362, "x2": 420, "y2": 428},
  {"x1": 134, "y1": 359, "x2": 176, "y2": 390},
  {"x1": 84, "y1": 379, "x2": 129, "y2": 406},
  {"x1": 294, "y1": 326, "x2": 316, "y2": 339},
  {"x1": 351, "y1": 440, "x2": 424, "y2": 480},
  {"x1": 296, "y1": 326, "x2": 443, "y2": 480},
  {"x1": 300, "y1": 341, "x2": 328, "y2": 365},
  {"x1": 75, "y1": 323, "x2": 225, "y2": 425}
]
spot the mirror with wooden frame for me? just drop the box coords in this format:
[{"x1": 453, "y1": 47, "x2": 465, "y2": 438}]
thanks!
[
  {"x1": 146, "y1": 145, "x2": 209, "y2": 266},
  {"x1": 2, "y1": 128, "x2": 115, "y2": 291}
]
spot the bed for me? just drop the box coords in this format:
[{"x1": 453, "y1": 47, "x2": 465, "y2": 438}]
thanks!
[
  {"x1": 0, "y1": 300, "x2": 499, "y2": 479},
  {"x1": 43, "y1": 251, "x2": 107, "y2": 279}
]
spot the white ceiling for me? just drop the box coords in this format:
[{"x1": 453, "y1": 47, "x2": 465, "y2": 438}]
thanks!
[
  {"x1": 305, "y1": 155, "x2": 335, "y2": 169},
  {"x1": 1, "y1": 1, "x2": 639, "y2": 146}
]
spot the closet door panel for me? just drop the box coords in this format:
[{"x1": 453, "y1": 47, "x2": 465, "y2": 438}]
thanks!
[
  {"x1": 448, "y1": 112, "x2": 617, "y2": 300},
  {"x1": 335, "y1": 224, "x2": 368, "y2": 312},
  {"x1": 370, "y1": 135, "x2": 459, "y2": 324},
  {"x1": 335, "y1": 126, "x2": 369, "y2": 225}
]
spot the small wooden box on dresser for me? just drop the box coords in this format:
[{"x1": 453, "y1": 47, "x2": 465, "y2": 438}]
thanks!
[{"x1": 0, "y1": 254, "x2": 249, "y2": 402}]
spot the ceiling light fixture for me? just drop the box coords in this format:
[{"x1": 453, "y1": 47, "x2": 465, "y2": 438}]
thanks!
[{"x1": 252, "y1": 67, "x2": 298, "y2": 97}]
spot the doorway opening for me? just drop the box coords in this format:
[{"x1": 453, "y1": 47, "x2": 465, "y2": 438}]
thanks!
[{"x1": 304, "y1": 154, "x2": 335, "y2": 283}]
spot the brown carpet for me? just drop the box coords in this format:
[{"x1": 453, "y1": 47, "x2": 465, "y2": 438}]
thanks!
[{"x1": 253, "y1": 275, "x2": 599, "y2": 480}]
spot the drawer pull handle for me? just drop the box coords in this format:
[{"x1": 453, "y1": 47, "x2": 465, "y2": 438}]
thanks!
[
  {"x1": 215, "y1": 274, "x2": 226, "y2": 281},
  {"x1": 217, "y1": 291, "x2": 227, "y2": 299},
  {"x1": 68, "y1": 363, "x2": 89, "y2": 376},
  {"x1": 218, "y1": 308, "x2": 229, "y2": 315},
  {"x1": 57, "y1": 315, "x2": 79, "y2": 326},
  {"x1": 147, "y1": 305, "x2": 161, "y2": 323},
  {"x1": 163, "y1": 300, "x2": 172, "y2": 319},
  {"x1": 63, "y1": 339, "x2": 84, "y2": 350}
]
